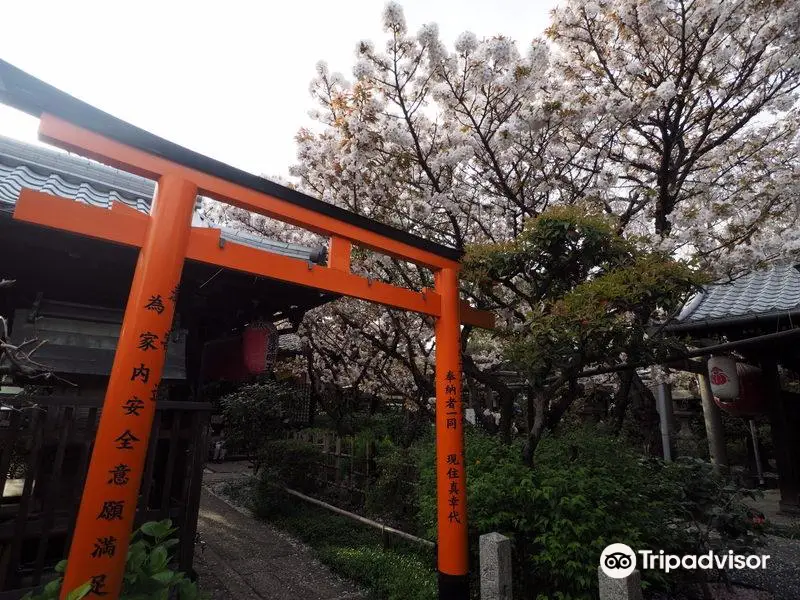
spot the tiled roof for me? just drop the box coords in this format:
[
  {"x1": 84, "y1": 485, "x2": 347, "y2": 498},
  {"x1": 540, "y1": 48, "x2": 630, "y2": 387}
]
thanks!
[
  {"x1": 675, "y1": 264, "x2": 800, "y2": 325},
  {"x1": 0, "y1": 134, "x2": 324, "y2": 263}
]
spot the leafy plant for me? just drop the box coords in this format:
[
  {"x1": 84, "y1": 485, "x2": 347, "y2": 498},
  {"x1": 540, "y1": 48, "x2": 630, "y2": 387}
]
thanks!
[
  {"x1": 23, "y1": 520, "x2": 204, "y2": 600},
  {"x1": 464, "y1": 206, "x2": 706, "y2": 455},
  {"x1": 414, "y1": 427, "x2": 764, "y2": 599},
  {"x1": 264, "y1": 497, "x2": 436, "y2": 600},
  {"x1": 253, "y1": 468, "x2": 297, "y2": 519},
  {"x1": 220, "y1": 379, "x2": 305, "y2": 457},
  {"x1": 364, "y1": 444, "x2": 421, "y2": 530},
  {"x1": 257, "y1": 439, "x2": 322, "y2": 492}
]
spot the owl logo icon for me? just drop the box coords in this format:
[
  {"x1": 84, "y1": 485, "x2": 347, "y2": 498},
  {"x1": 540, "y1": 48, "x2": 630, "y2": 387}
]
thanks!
[{"x1": 600, "y1": 544, "x2": 636, "y2": 578}]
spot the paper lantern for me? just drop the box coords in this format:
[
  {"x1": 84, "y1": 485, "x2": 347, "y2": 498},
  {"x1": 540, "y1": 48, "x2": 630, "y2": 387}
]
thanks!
[
  {"x1": 242, "y1": 321, "x2": 279, "y2": 375},
  {"x1": 714, "y1": 363, "x2": 766, "y2": 417},
  {"x1": 201, "y1": 335, "x2": 251, "y2": 382},
  {"x1": 708, "y1": 355, "x2": 739, "y2": 399}
]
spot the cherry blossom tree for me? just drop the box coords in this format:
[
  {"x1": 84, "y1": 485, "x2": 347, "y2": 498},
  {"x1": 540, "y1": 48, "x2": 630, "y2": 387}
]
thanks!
[
  {"x1": 213, "y1": 0, "x2": 800, "y2": 447},
  {"x1": 548, "y1": 0, "x2": 800, "y2": 276},
  {"x1": 282, "y1": 2, "x2": 608, "y2": 435}
]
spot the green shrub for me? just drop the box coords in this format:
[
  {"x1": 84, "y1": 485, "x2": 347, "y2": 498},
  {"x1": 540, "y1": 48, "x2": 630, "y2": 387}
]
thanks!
[
  {"x1": 415, "y1": 427, "x2": 763, "y2": 600},
  {"x1": 258, "y1": 439, "x2": 322, "y2": 492},
  {"x1": 23, "y1": 519, "x2": 203, "y2": 600},
  {"x1": 267, "y1": 501, "x2": 436, "y2": 600},
  {"x1": 657, "y1": 456, "x2": 765, "y2": 555},
  {"x1": 364, "y1": 444, "x2": 421, "y2": 529},
  {"x1": 253, "y1": 469, "x2": 297, "y2": 519},
  {"x1": 253, "y1": 439, "x2": 325, "y2": 517},
  {"x1": 220, "y1": 379, "x2": 304, "y2": 456},
  {"x1": 319, "y1": 545, "x2": 436, "y2": 600}
]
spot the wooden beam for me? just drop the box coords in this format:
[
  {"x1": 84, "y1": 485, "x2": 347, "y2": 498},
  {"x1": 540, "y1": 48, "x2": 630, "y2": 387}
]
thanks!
[
  {"x1": 39, "y1": 115, "x2": 460, "y2": 271},
  {"x1": 185, "y1": 229, "x2": 441, "y2": 317},
  {"x1": 12, "y1": 189, "x2": 495, "y2": 328},
  {"x1": 15, "y1": 189, "x2": 147, "y2": 247},
  {"x1": 328, "y1": 237, "x2": 352, "y2": 272},
  {"x1": 460, "y1": 302, "x2": 495, "y2": 330}
]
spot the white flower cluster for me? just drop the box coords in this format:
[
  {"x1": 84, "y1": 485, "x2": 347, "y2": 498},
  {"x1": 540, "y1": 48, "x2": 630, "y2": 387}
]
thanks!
[{"x1": 221, "y1": 0, "x2": 800, "y2": 408}]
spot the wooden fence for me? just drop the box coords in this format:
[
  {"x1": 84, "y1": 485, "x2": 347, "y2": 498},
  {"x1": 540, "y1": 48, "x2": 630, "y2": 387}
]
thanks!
[
  {"x1": 287, "y1": 430, "x2": 418, "y2": 513},
  {"x1": 0, "y1": 393, "x2": 211, "y2": 598}
]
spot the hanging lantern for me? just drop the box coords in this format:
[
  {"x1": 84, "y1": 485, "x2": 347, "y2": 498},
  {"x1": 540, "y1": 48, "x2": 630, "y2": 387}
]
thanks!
[
  {"x1": 708, "y1": 355, "x2": 739, "y2": 399},
  {"x1": 201, "y1": 335, "x2": 251, "y2": 382},
  {"x1": 714, "y1": 363, "x2": 767, "y2": 417},
  {"x1": 242, "y1": 321, "x2": 279, "y2": 375}
]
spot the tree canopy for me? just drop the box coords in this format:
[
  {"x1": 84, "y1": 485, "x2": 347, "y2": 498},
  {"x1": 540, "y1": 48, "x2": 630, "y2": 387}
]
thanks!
[{"x1": 210, "y1": 0, "x2": 800, "y2": 450}]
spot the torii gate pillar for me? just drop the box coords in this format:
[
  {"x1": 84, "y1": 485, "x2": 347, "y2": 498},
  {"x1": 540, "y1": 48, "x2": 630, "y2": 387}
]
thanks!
[
  {"x1": 435, "y1": 267, "x2": 469, "y2": 599},
  {"x1": 60, "y1": 176, "x2": 197, "y2": 598}
]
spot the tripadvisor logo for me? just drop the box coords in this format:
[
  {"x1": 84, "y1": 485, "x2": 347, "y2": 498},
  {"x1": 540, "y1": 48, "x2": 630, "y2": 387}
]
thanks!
[
  {"x1": 600, "y1": 543, "x2": 637, "y2": 579},
  {"x1": 600, "y1": 544, "x2": 770, "y2": 578}
]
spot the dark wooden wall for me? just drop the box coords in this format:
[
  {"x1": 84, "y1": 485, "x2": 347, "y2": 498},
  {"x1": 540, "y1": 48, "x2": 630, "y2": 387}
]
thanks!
[{"x1": 0, "y1": 391, "x2": 210, "y2": 598}]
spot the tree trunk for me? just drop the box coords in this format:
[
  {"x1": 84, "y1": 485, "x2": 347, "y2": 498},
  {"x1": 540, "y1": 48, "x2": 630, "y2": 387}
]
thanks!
[
  {"x1": 544, "y1": 377, "x2": 578, "y2": 432},
  {"x1": 610, "y1": 370, "x2": 635, "y2": 434},
  {"x1": 523, "y1": 389, "x2": 547, "y2": 467},
  {"x1": 498, "y1": 388, "x2": 516, "y2": 444},
  {"x1": 467, "y1": 376, "x2": 481, "y2": 414},
  {"x1": 462, "y1": 353, "x2": 518, "y2": 444}
]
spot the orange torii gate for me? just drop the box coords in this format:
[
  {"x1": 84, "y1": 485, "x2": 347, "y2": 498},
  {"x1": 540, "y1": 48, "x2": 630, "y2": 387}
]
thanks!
[{"x1": 0, "y1": 61, "x2": 493, "y2": 600}]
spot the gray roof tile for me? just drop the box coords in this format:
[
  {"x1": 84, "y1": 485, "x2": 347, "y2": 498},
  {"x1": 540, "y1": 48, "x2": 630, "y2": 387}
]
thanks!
[
  {"x1": 0, "y1": 134, "x2": 323, "y2": 263},
  {"x1": 676, "y1": 264, "x2": 800, "y2": 323}
]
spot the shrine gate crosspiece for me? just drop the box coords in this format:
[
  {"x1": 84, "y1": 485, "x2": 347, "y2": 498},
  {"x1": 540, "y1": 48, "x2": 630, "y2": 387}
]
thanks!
[{"x1": 0, "y1": 60, "x2": 493, "y2": 600}]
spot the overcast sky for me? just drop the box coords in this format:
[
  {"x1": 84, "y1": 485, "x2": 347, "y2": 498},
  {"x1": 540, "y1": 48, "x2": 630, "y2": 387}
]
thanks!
[{"x1": 0, "y1": 0, "x2": 559, "y2": 178}]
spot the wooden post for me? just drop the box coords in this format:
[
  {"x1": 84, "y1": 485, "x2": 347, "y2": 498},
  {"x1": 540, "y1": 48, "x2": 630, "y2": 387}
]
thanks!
[
  {"x1": 349, "y1": 438, "x2": 355, "y2": 489},
  {"x1": 655, "y1": 381, "x2": 674, "y2": 462},
  {"x1": 365, "y1": 439, "x2": 371, "y2": 479},
  {"x1": 60, "y1": 176, "x2": 197, "y2": 598},
  {"x1": 697, "y1": 370, "x2": 729, "y2": 468},
  {"x1": 328, "y1": 236, "x2": 352, "y2": 272},
  {"x1": 434, "y1": 267, "x2": 469, "y2": 599},
  {"x1": 749, "y1": 420, "x2": 765, "y2": 486},
  {"x1": 335, "y1": 437, "x2": 342, "y2": 485},
  {"x1": 762, "y1": 360, "x2": 800, "y2": 513}
]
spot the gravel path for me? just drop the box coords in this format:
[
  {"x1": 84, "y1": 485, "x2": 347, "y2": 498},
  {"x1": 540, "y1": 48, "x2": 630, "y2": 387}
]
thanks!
[
  {"x1": 193, "y1": 486, "x2": 365, "y2": 600},
  {"x1": 726, "y1": 535, "x2": 800, "y2": 600}
]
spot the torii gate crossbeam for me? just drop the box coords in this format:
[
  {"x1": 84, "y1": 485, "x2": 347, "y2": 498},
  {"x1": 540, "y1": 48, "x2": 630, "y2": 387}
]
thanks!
[{"x1": 0, "y1": 61, "x2": 492, "y2": 600}]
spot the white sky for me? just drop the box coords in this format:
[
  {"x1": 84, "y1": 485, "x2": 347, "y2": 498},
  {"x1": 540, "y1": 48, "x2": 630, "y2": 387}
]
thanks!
[{"x1": 0, "y1": 0, "x2": 559, "y2": 178}]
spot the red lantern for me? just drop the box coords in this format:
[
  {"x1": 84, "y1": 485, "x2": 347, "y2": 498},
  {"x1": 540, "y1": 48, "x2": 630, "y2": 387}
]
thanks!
[
  {"x1": 200, "y1": 321, "x2": 280, "y2": 382},
  {"x1": 708, "y1": 356, "x2": 739, "y2": 399},
  {"x1": 242, "y1": 321, "x2": 278, "y2": 375},
  {"x1": 714, "y1": 363, "x2": 767, "y2": 417},
  {"x1": 200, "y1": 336, "x2": 251, "y2": 382}
]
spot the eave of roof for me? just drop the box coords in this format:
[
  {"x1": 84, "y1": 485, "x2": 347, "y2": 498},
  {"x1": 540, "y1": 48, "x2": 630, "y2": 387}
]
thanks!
[
  {"x1": 0, "y1": 133, "x2": 324, "y2": 263},
  {"x1": 666, "y1": 263, "x2": 800, "y2": 333},
  {"x1": 0, "y1": 59, "x2": 463, "y2": 262}
]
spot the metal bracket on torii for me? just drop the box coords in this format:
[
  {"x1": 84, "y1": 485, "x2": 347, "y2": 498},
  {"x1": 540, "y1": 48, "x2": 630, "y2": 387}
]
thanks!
[{"x1": 10, "y1": 113, "x2": 490, "y2": 600}]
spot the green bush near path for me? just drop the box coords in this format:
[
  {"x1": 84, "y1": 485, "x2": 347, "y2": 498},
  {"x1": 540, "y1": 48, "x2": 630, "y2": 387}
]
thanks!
[
  {"x1": 261, "y1": 488, "x2": 436, "y2": 600},
  {"x1": 413, "y1": 428, "x2": 765, "y2": 599},
  {"x1": 318, "y1": 544, "x2": 436, "y2": 600},
  {"x1": 220, "y1": 478, "x2": 437, "y2": 600},
  {"x1": 247, "y1": 425, "x2": 765, "y2": 599},
  {"x1": 284, "y1": 506, "x2": 437, "y2": 600}
]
